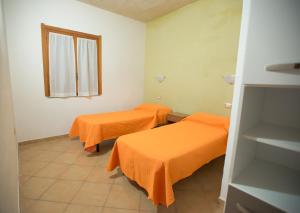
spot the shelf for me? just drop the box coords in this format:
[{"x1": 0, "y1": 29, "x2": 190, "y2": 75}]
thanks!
[
  {"x1": 232, "y1": 159, "x2": 300, "y2": 213},
  {"x1": 266, "y1": 63, "x2": 300, "y2": 72},
  {"x1": 243, "y1": 123, "x2": 300, "y2": 152}
]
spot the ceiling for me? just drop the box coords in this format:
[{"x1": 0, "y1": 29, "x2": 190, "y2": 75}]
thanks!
[{"x1": 78, "y1": 0, "x2": 197, "y2": 22}]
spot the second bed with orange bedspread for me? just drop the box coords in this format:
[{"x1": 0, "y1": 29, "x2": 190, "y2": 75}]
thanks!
[
  {"x1": 69, "y1": 104, "x2": 171, "y2": 151},
  {"x1": 107, "y1": 113, "x2": 229, "y2": 206}
]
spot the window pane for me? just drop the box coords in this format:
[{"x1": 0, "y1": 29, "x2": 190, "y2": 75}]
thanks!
[
  {"x1": 49, "y1": 32, "x2": 76, "y2": 97},
  {"x1": 77, "y1": 37, "x2": 98, "y2": 96}
]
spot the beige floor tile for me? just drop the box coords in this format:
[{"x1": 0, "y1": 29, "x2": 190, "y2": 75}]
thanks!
[
  {"x1": 64, "y1": 204, "x2": 103, "y2": 213},
  {"x1": 92, "y1": 149, "x2": 111, "y2": 167},
  {"x1": 102, "y1": 207, "x2": 139, "y2": 213},
  {"x1": 60, "y1": 165, "x2": 93, "y2": 181},
  {"x1": 140, "y1": 211, "x2": 156, "y2": 213},
  {"x1": 105, "y1": 184, "x2": 140, "y2": 210},
  {"x1": 112, "y1": 175, "x2": 143, "y2": 195},
  {"x1": 41, "y1": 179, "x2": 82, "y2": 202},
  {"x1": 157, "y1": 204, "x2": 177, "y2": 213},
  {"x1": 97, "y1": 156, "x2": 111, "y2": 168},
  {"x1": 174, "y1": 162, "x2": 222, "y2": 192},
  {"x1": 19, "y1": 149, "x2": 38, "y2": 161},
  {"x1": 20, "y1": 161, "x2": 48, "y2": 176},
  {"x1": 19, "y1": 175, "x2": 31, "y2": 185},
  {"x1": 54, "y1": 152, "x2": 80, "y2": 164},
  {"x1": 74, "y1": 154, "x2": 99, "y2": 166},
  {"x1": 33, "y1": 141, "x2": 54, "y2": 151},
  {"x1": 19, "y1": 143, "x2": 35, "y2": 151},
  {"x1": 86, "y1": 166, "x2": 115, "y2": 184},
  {"x1": 140, "y1": 191, "x2": 157, "y2": 212},
  {"x1": 34, "y1": 163, "x2": 70, "y2": 178},
  {"x1": 209, "y1": 156, "x2": 225, "y2": 172},
  {"x1": 112, "y1": 170, "x2": 129, "y2": 185},
  {"x1": 65, "y1": 140, "x2": 84, "y2": 153},
  {"x1": 71, "y1": 182, "x2": 111, "y2": 206},
  {"x1": 192, "y1": 168, "x2": 222, "y2": 193},
  {"x1": 21, "y1": 177, "x2": 55, "y2": 199},
  {"x1": 174, "y1": 175, "x2": 203, "y2": 191},
  {"x1": 30, "y1": 151, "x2": 61, "y2": 162},
  {"x1": 46, "y1": 141, "x2": 71, "y2": 152},
  {"x1": 24, "y1": 200, "x2": 67, "y2": 213},
  {"x1": 20, "y1": 198, "x2": 37, "y2": 212},
  {"x1": 174, "y1": 190, "x2": 217, "y2": 213}
]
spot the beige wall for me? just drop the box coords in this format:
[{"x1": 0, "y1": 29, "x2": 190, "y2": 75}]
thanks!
[
  {"x1": 145, "y1": 0, "x2": 242, "y2": 115},
  {"x1": 0, "y1": 0, "x2": 19, "y2": 212}
]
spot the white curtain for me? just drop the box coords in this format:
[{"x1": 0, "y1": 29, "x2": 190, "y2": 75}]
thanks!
[
  {"x1": 49, "y1": 32, "x2": 76, "y2": 97},
  {"x1": 77, "y1": 37, "x2": 98, "y2": 96}
]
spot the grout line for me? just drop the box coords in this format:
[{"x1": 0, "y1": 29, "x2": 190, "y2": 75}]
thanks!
[
  {"x1": 35, "y1": 177, "x2": 58, "y2": 200},
  {"x1": 67, "y1": 162, "x2": 97, "y2": 206},
  {"x1": 62, "y1": 203, "x2": 70, "y2": 213},
  {"x1": 63, "y1": 180, "x2": 85, "y2": 212},
  {"x1": 138, "y1": 190, "x2": 142, "y2": 213},
  {"x1": 101, "y1": 180, "x2": 114, "y2": 211},
  {"x1": 29, "y1": 161, "x2": 51, "y2": 177},
  {"x1": 102, "y1": 206, "x2": 143, "y2": 211}
]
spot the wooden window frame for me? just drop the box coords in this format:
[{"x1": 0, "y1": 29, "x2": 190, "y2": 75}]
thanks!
[{"x1": 41, "y1": 23, "x2": 102, "y2": 97}]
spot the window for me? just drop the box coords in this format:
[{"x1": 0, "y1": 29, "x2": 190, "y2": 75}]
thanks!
[{"x1": 41, "y1": 23, "x2": 102, "y2": 97}]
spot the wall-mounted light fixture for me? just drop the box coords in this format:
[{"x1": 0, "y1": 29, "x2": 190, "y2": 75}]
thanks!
[
  {"x1": 155, "y1": 75, "x2": 166, "y2": 83},
  {"x1": 223, "y1": 74, "x2": 235, "y2": 85}
]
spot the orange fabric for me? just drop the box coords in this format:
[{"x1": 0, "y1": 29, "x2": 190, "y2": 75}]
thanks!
[
  {"x1": 107, "y1": 114, "x2": 229, "y2": 206},
  {"x1": 183, "y1": 112, "x2": 230, "y2": 131},
  {"x1": 134, "y1": 103, "x2": 172, "y2": 125},
  {"x1": 69, "y1": 104, "x2": 171, "y2": 151}
]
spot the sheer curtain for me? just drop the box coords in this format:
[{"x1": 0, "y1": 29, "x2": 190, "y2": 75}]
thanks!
[
  {"x1": 77, "y1": 37, "x2": 98, "y2": 96},
  {"x1": 48, "y1": 32, "x2": 76, "y2": 97}
]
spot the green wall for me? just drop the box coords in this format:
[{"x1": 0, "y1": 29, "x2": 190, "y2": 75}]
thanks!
[{"x1": 144, "y1": 0, "x2": 242, "y2": 115}]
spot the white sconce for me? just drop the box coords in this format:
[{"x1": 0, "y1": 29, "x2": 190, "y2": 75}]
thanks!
[
  {"x1": 223, "y1": 74, "x2": 235, "y2": 85},
  {"x1": 155, "y1": 75, "x2": 166, "y2": 83}
]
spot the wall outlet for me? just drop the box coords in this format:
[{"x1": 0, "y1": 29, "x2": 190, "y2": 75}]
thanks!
[{"x1": 225, "y1": 102, "x2": 232, "y2": 109}]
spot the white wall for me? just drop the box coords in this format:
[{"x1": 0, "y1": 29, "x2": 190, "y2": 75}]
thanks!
[
  {"x1": 3, "y1": 0, "x2": 145, "y2": 142},
  {"x1": 0, "y1": 0, "x2": 20, "y2": 212}
]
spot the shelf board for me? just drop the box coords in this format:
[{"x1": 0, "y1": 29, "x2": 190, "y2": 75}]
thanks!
[
  {"x1": 265, "y1": 63, "x2": 300, "y2": 72},
  {"x1": 232, "y1": 160, "x2": 300, "y2": 213},
  {"x1": 243, "y1": 123, "x2": 300, "y2": 152}
]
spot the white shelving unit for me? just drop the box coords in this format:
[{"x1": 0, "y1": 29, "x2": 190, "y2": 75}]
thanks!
[
  {"x1": 243, "y1": 123, "x2": 300, "y2": 153},
  {"x1": 241, "y1": 0, "x2": 300, "y2": 86},
  {"x1": 232, "y1": 159, "x2": 300, "y2": 213},
  {"x1": 222, "y1": 1, "x2": 300, "y2": 212},
  {"x1": 225, "y1": 86, "x2": 300, "y2": 212},
  {"x1": 265, "y1": 63, "x2": 300, "y2": 72}
]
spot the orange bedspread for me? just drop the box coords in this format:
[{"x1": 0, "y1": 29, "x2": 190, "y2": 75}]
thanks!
[
  {"x1": 69, "y1": 104, "x2": 171, "y2": 151},
  {"x1": 107, "y1": 113, "x2": 229, "y2": 206}
]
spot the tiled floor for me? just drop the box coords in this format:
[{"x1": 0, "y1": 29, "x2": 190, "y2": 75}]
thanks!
[{"x1": 19, "y1": 136, "x2": 225, "y2": 213}]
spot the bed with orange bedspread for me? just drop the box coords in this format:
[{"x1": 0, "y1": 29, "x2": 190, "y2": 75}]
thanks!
[
  {"x1": 69, "y1": 104, "x2": 171, "y2": 152},
  {"x1": 107, "y1": 113, "x2": 229, "y2": 206}
]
